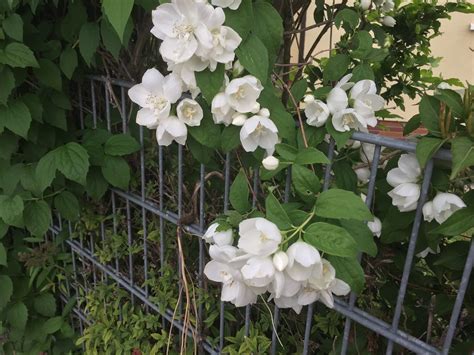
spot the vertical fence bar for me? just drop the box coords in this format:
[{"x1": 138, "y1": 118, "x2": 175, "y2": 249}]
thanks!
[
  {"x1": 158, "y1": 145, "x2": 166, "y2": 329},
  {"x1": 341, "y1": 144, "x2": 382, "y2": 354},
  {"x1": 121, "y1": 87, "x2": 127, "y2": 133},
  {"x1": 78, "y1": 83, "x2": 84, "y2": 130},
  {"x1": 219, "y1": 152, "x2": 231, "y2": 351},
  {"x1": 140, "y1": 126, "x2": 149, "y2": 298},
  {"x1": 177, "y1": 145, "x2": 184, "y2": 328},
  {"x1": 105, "y1": 82, "x2": 111, "y2": 131},
  {"x1": 386, "y1": 159, "x2": 434, "y2": 354},
  {"x1": 303, "y1": 138, "x2": 336, "y2": 355},
  {"x1": 90, "y1": 80, "x2": 97, "y2": 129},
  {"x1": 198, "y1": 163, "x2": 206, "y2": 351},
  {"x1": 111, "y1": 192, "x2": 120, "y2": 273},
  {"x1": 126, "y1": 199, "x2": 134, "y2": 305},
  {"x1": 441, "y1": 239, "x2": 474, "y2": 354}
]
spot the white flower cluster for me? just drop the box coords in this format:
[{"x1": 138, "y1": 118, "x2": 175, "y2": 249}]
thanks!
[
  {"x1": 423, "y1": 192, "x2": 466, "y2": 224},
  {"x1": 212, "y1": 75, "x2": 280, "y2": 161},
  {"x1": 386, "y1": 154, "x2": 422, "y2": 212},
  {"x1": 203, "y1": 218, "x2": 350, "y2": 313},
  {"x1": 304, "y1": 75, "x2": 385, "y2": 133},
  {"x1": 360, "y1": 0, "x2": 396, "y2": 28},
  {"x1": 151, "y1": 0, "x2": 242, "y2": 96}
]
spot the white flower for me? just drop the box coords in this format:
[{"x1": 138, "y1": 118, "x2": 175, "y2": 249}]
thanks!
[
  {"x1": 360, "y1": 0, "x2": 372, "y2": 10},
  {"x1": 437, "y1": 82, "x2": 452, "y2": 90},
  {"x1": 286, "y1": 241, "x2": 322, "y2": 282},
  {"x1": 423, "y1": 193, "x2": 466, "y2": 224},
  {"x1": 211, "y1": 92, "x2": 235, "y2": 126},
  {"x1": 350, "y1": 80, "x2": 385, "y2": 128},
  {"x1": 240, "y1": 114, "x2": 279, "y2": 155},
  {"x1": 355, "y1": 167, "x2": 371, "y2": 183},
  {"x1": 237, "y1": 218, "x2": 282, "y2": 257},
  {"x1": 272, "y1": 251, "x2": 288, "y2": 271},
  {"x1": 128, "y1": 69, "x2": 182, "y2": 128},
  {"x1": 335, "y1": 74, "x2": 355, "y2": 91},
  {"x1": 386, "y1": 154, "x2": 421, "y2": 187},
  {"x1": 151, "y1": 0, "x2": 216, "y2": 64},
  {"x1": 262, "y1": 156, "x2": 279, "y2": 171},
  {"x1": 298, "y1": 259, "x2": 350, "y2": 308},
  {"x1": 388, "y1": 183, "x2": 421, "y2": 212},
  {"x1": 231, "y1": 113, "x2": 247, "y2": 126},
  {"x1": 273, "y1": 294, "x2": 303, "y2": 314},
  {"x1": 156, "y1": 116, "x2": 188, "y2": 146},
  {"x1": 332, "y1": 108, "x2": 367, "y2": 132},
  {"x1": 368, "y1": 217, "x2": 382, "y2": 238},
  {"x1": 304, "y1": 95, "x2": 330, "y2": 127},
  {"x1": 203, "y1": 223, "x2": 233, "y2": 246},
  {"x1": 177, "y1": 98, "x2": 203, "y2": 126},
  {"x1": 416, "y1": 246, "x2": 440, "y2": 258},
  {"x1": 382, "y1": 15, "x2": 396, "y2": 27},
  {"x1": 327, "y1": 87, "x2": 348, "y2": 115},
  {"x1": 212, "y1": 0, "x2": 242, "y2": 10},
  {"x1": 195, "y1": 7, "x2": 242, "y2": 70},
  {"x1": 168, "y1": 56, "x2": 208, "y2": 97},
  {"x1": 225, "y1": 75, "x2": 263, "y2": 113},
  {"x1": 382, "y1": 0, "x2": 394, "y2": 11},
  {"x1": 360, "y1": 143, "x2": 384, "y2": 163},
  {"x1": 232, "y1": 60, "x2": 244, "y2": 77},
  {"x1": 241, "y1": 256, "x2": 275, "y2": 289}
]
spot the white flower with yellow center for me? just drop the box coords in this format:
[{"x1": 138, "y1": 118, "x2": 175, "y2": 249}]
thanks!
[
  {"x1": 156, "y1": 116, "x2": 188, "y2": 146},
  {"x1": 128, "y1": 69, "x2": 182, "y2": 129},
  {"x1": 286, "y1": 241, "x2": 322, "y2": 282},
  {"x1": 177, "y1": 98, "x2": 203, "y2": 126},
  {"x1": 237, "y1": 218, "x2": 282, "y2": 257},
  {"x1": 240, "y1": 111, "x2": 279, "y2": 155},
  {"x1": 225, "y1": 75, "x2": 263, "y2": 113},
  {"x1": 212, "y1": 0, "x2": 242, "y2": 10},
  {"x1": 304, "y1": 95, "x2": 330, "y2": 127}
]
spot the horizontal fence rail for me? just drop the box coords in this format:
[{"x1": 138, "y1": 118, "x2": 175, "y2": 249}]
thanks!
[{"x1": 53, "y1": 75, "x2": 473, "y2": 355}]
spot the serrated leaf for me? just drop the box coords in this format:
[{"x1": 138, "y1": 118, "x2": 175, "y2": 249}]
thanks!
[
  {"x1": 315, "y1": 189, "x2": 373, "y2": 221},
  {"x1": 79, "y1": 22, "x2": 100, "y2": 66},
  {"x1": 0, "y1": 275, "x2": 13, "y2": 309},
  {"x1": 265, "y1": 192, "x2": 292, "y2": 229},
  {"x1": 236, "y1": 34, "x2": 269, "y2": 83},
  {"x1": 0, "y1": 100, "x2": 32, "y2": 138},
  {"x1": 60, "y1": 47, "x2": 78, "y2": 79},
  {"x1": 323, "y1": 54, "x2": 351, "y2": 83},
  {"x1": 24, "y1": 201, "x2": 51, "y2": 237},
  {"x1": 0, "y1": 242, "x2": 6, "y2": 266},
  {"x1": 0, "y1": 66, "x2": 15, "y2": 105},
  {"x1": 3, "y1": 13, "x2": 23, "y2": 41},
  {"x1": 86, "y1": 167, "x2": 109, "y2": 200},
  {"x1": 102, "y1": 0, "x2": 134, "y2": 42},
  {"x1": 305, "y1": 222, "x2": 358, "y2": 257},
  {"x1": 34, "y1": 59, "x2": 62, "y2": 91},
  {"x1": 7, "y1": 302, "x2": 28, "y2": 330},
  {"x1": 0, "y1": 43, "x2": 38, "y2": 68},
  {"x1": 54, "y1": 191, "x2": 80, "y2": 221},
  {"x1": 34, "y1": 293, "x2": 57, "y2": 317},
  {"x1": 56, "y1": 143, "x2": 90, "y2": 185},
  {"x1": 43, "y1": 316, "x2": 63, "y2": 334},
  {"x1": 101, "y1": 155, "x2": 130, "y2": 189},
  {"x1": 36, "y1": 151, "x2": 57, "y2": 192},
  {"x1": 230, "y1": 169, "x2": 251, "y2": 213},
  {"x1": 0, "y1": 195, "x2": 24, "y2": 226}
]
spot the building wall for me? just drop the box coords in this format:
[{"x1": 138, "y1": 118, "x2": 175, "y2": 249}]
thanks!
[{"x1": 291, "y1": 2, "x2": 474, "y2": 119}]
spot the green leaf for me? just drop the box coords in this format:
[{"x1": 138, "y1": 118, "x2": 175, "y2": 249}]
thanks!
[
  {"x1": 187, "y1": 136, "x2": 214, "y2": 164},
  {"x1": 104, "y1": 134, "x2": 141, "y2": 156},
  {"x1": 416, "y1": 137, "x2": 446, "y2": 168},
  {"x1": 340, "y1": 220, "x2": 377, "y2": 257},
  {"x1": 334, "y1": 8, "x2": 359, "y2": 30},
  {"x1": 0, "y1": 195, "x2": 24, "y2": 226},
  {"x1": 79, "y1": 22, "x2": 100, "y2": 66},
  {"x1": 188, "y1": 109, "x2": 221, "y2": 149},
  {"x1": 43, "y1": 316, "x2": 63, "y2": 334},
  {"x1": 0, "y1": 100, "x2": 32, "y2": 138},
  {"x1": 326, "y1": 119, "x2": 352, "y2": 148},
  {"x1": 221, "y1": 125, "x2": 241, "y2": 153},
  {"x1": 54, "y1": 191, "x2": 80, "y2": 221},
  {"x1": 7, "y1": 302, "x2": 28, "y2": 330},
  {"x1": 0, "y1": 275, "x2": 13, "y2": 309},
  {"x1": 0, "y1": 43, "x2": 38, "y2": 68},
  {"x1": 419, "y1": 95, "x2": 441, "y2": 136},
  {"x1": 0, "y1": 242, "x2": 6, "y2": 266},
  {"x1": 275, "y1": 143, "x2": 298, "y2": 161},
  {"x1": 56, "y1": 143, "x2": 90, "y2": 185},
  {"x1": 24, "y1": 201, "x2": 51, "y2": 237},
  {"x1": 0, "y1": 220, "x2": 8, "y2": 239},
  {"x1": 294, "y1": 147, "x2": 329, "y2": 165},
  {"x1": 323, "y1": 54, "x2": 351, "y2": 83},
  {"x1": 292, "y1": 164, "x2": 321, "y2": 204},
  {"x1": 59, "y1": 47, "x2": 78, "y2": 79},
  {"x1": 450, "y1": 137, "x2": 474, "y2": 179},
  {"x1": 430, "y1": 206, "x2": 474, "y2": 236},
  {"x1": 230, "y1": 169, "x2": 251, "y2": 214},
  {"x1": 86, "y1": 167, "x2": 109, "y2": 200},
  {"x1": 34, "y1": 293, "x2": 57, "y2": 317},
  {"x1": 351, "y1": 63, "x2": 374, "y2": 81},
  {"x1": 403, "y1": 114, "x2": 421, "y2": 136},
  {"x1": 252, "y1": 0, "x2": 283, "y2": 60},
  {"x1": 0, "y1": 65, "x2": 15, "y2": 105},
  {"x1": 327, "y1": 256, "x2": 365, "y2": 294},
  {"x1": 435, "y1": 89, "x2": 464, "y2": 118},
  {"x1": 224, "y1": 0, "x2": 253, "y2": 40},
  {"x1": 3, "y1": 13, "x2": 23, "y2": 41},
  {"x1": 34, "y1": 59, "x2": 62, "y2": 91},
  {"x1": 101, "y1": 155, "x2": 130, "y2": 189},
  {"x1": 236, "y1": 34, "x2": 269, "y2": 83},
  {"x1": 101, "y1": 18, "x2": 122, "y2": 59},
  {"x1": 315, "y1": 189, "x2": 373, "y2": 221},
  {"x1": 333, "y1": 160, "x2": 357, "y2": 192},
  {"x1": 36, "y1": 151, "x2": 57, "y2": 192},
  {"x1": 195, "y1": 65, "x2": 225, "y2": 105},
  {"x1": 102, "y1": 0, "x2": 134, "y2": 42},
  {"x1": 305, "y1": 222, "x2": 358, "y2": 257},
  {"x1": 265, "y1": 192, "x2": 292, "y2": 229}
]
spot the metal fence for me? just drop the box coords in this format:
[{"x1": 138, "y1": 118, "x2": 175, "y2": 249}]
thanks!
[{"x1": 51, "y1": 75, "x2": 474, "y2": 354}]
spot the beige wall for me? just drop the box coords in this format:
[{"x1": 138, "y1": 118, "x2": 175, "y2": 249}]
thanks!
[{"x1": 291, "y1": 3, "x2": 474, "y2": 118}]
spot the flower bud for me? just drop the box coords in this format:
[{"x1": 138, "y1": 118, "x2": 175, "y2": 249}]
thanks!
[
  {"x1": 273, "y1": 251, "x2": 289, "y2": 272},
  {"x1": 382, "y1": 15, "x2": 396, "y2": 27},
  {"x1": 251, "y1": 102, "x2": 261, "y2": 114},
  {"x1": 303, "y1": 94, "x2": 315, "y2": 103},
  {"x1": 360, "y1": 0, "x2": 371, "y2": 10},
  {"x1": 258, "y1": 108, "x2": 270, "y2": 117},
  {"x1": 262, "y1": 156, "x2": 279, "y2": 171},
  {"x1": 232, "y1": 60, "x2": 245, "y2": 77},
  {"x1": 231, "y1": 113, "x2": 247, "y2": 126}
]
